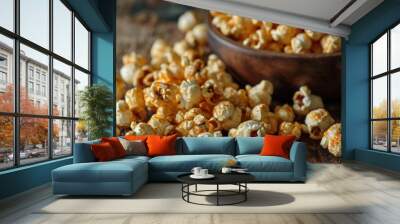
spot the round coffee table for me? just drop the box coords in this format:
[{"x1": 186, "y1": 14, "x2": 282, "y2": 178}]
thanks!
[{"x1": 177, "y1": 173, "x2": 255, "y2": 206}]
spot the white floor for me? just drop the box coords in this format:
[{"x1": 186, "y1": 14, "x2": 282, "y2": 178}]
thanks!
[{"x1": 1, "y1": 162, "x2": 400, "y2": 224}]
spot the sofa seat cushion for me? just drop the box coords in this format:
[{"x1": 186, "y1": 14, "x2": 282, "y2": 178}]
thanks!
[
  {"x1": 236, "y1": 155, "x2": 293, "y2": 172},
  {"x1": 149, "y1": 154, "x2": 235, "y2": 172},
  {"x1": 53, "y1": 159, "x2": 147, "y2": 183}
]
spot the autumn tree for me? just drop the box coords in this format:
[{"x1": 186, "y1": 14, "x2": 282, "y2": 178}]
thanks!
[{"x1": 0, "y1": 84, "x2": 60, "y2": 153}]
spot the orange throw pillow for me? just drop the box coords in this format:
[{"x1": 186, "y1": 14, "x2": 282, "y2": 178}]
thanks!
[
  {"x1": 260, "y1": 135, "x2": 296, "y2": 159},
  {"x1": 125, "y1": 135, "x2": 148, "y2": 141},
  {"x1": 146, "y1": 134, "x2": 177, "y2": 157},
  {"x1": 101, "y1": 137, "x2": 126, "y2": 158},
  {"x1": 91, "y1": 142, "x2": 117, "y2": 162}
]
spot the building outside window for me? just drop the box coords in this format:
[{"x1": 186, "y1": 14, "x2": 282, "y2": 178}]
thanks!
[
  {"x1": 370, "y1": 22, "x2": 400, "y2": 154},
  {"x1": 0, "y1": 0, "x2": 91, "y2": 170}
]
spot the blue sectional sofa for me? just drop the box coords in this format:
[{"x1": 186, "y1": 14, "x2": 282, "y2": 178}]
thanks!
[{"x1": 52, "y1": 137, "x2": 307, "y2": 196}]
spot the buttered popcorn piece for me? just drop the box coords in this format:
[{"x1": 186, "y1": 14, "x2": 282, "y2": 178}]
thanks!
[
  {"x1": 271, "y1": 25, "x2": 299, "y2": 45},
  {"x1": 305, "y1": 108, "x2": 335, "y2": 140},
  {"x1": 120, "y1": 63, "x2": 142, "y2": 86},
  {"x1": 122, "y1": 52, "x2": 147, "y2": 67},
  {"x1": 291, "y1": 33, "x2": 312, "y2": 54},
  {"x1": 228, "y1": 120, "x2": 268, "y2": 137},
  {"x1": 213, "y1": 101, "x2": 242, "y2": 130},
  {"x1": 179, "y1": 80, "x2": 202, "y2": 109},
  {"x1": 201, "y1": 79, "x2": 223, "y2": 104},
  {"x1": 177, "y1": 11, "x2": 198, "y2": 32},
  {"x1": 223, "y1": 87, "x2": 248, "y2": 108},
  {"x1": 293, "y1": 85, "x2": 324, "y2": 116},
  {"x1": 116, "y1": 76, "x2": 126, "y2": 100},
  {"x1": 321, "y1": 35, "x2": 341, "y2": 54},
  {"x1": 187, "y1": 24, "x2": 208, "y2": 46},
  {"x1": 146, "y1": 81, "x2": 180, "y2": 108},
  {"x1": 124, "y1": 87, "x2": 146, "y2": 120},
  {"x1": 150, "y1": 39, "x2": 173, "y2": 67},
  {"x1": 129, "y1": 122, "x2": 155, "y2": 136},
  {"x1": 147, "y1": 115, "x2": 175, "y2": 135},
  {"x1": 321, "y1": 123, "x2": 342, "y2": 157},
  {"x1": 279, "y1": 122, "x2": 303, "y2": 139},
  {"x1": 250, "y1": 104, "x2": 269, "y2": 121},
  {"x1": 246, "y1": 80, "x2": 274, "y2": 107},
  {"x1": 274, "y1": 104, "x2": 295, "y2": 122},
  {"x1": 116, "y1": 100, "x2": 135, "y2": 127},
  {"x1": 304, "y1": 30, "x2": 323, "y2": 41}
]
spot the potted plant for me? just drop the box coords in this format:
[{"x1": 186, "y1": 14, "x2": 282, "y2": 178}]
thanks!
[{"x1": 78, "y1": 84, "x2": 113, "y2": 140}]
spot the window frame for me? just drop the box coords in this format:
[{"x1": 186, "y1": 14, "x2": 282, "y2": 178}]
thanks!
[
  {"x1": 0, "y1": 0, "x2": 92, "y2": 171},
  {"x1": 370, "y1": 21, "x2": 400, "y2": 154}
]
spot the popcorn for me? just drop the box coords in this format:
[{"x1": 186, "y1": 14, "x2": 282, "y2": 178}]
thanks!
[
  {"x1": 291, "y1": 33, "x2": 312, "y2": 54},
  {"x1": 279, "y1": 122, "x2": 303, "y2": 139},
  {"x1": 124, "y1": 87, "x2": 147, "y2": 120},
  {"x1": 130, "y1": 122, "x2": 155, "y2": 136},
  {"x1": 251, "y1": 104, "x2": 270, "y2": 121},
  {"x1": 274, "y1": 104, "x2": 295, "y2": 122},
  {"x1": 246, "y1": 80, "x2": 274, "y2": 107},
  {"x1": 321, "y1": 35, "x2": 341, "y2": 54},
  {"x1": 211, "y1": 12, "x2": 341, "y2": 55},
  {"x1": 243, "y1": 28, "x2": 271, "y2": 50},
  {"x1": 176, "y1": 120, "x2": 194, "y2": 136},
  {"x1": 154, "y1": 106, "x2": 176, "y2": 123},
  {"x1": 201, "y1": 79, "x2": 223, "y2": 104},
  {"x1": 116, "y1": 76, "x2": 126, "y2": 100},
  {"x1": 305, "y1": 108, "x2": 335, "y2": 140},
  {"x1": 184, "y1": 59, "x2": 208, "y2": 85},
  {"x1": 145, "y1": 81, "x2": 180, "y2": 108},
  {"x1": 150, "y1": 39, "x2": 172, "y2": 67},
  {"x1": 320, "y1": 123, "x2": 342, "y2": 157},
  {"x1": 271, "y1": 25, "x2": 299, "y2": 45},
  {"x1": 120, "y1": 63, "x2": 143, "y2": 86},
  {"x1": 223, "y1": 87, "x2": 248, "y2": 108},
  {"x1": 293, "y1": 86, "x2": 324, "y2": 116},
  {"x1": 148, "y1": 115, "x2": 175, "y2": 135},
  {"x1": 186, "y1": 24, "x2": 208, "y2": 46},
  {"x1": 228, "y1": 120, "x2": 268, "y2": 137},
  {"x1": 304, "y1": 30, "x2": 323, "y2": 41},
  {"x1": 122, "y1": 52, "x2": 147, "y2": 67},
  {"x1": 249, "y1": 105, "x2": 278, "y2": 134},
  {"x1": 116, "y1": 100, "x2": 135, "y2": 127},
  {"x1": 179, "y1": 80, "x2": 203, "y2": 109},
  {"x1": 213, "y1": 101, "x2": 242, "y2": 130},
  {"x1": 198, "y1": 131, "x2": 223, "y2": 137},
  {"x1": 177, "y1": 11, "x2": 198, "y2": 32}
]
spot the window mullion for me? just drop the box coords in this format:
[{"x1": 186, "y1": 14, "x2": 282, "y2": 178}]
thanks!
[
  {"x1": 71, "y1": 10, "x2": 76, "y2": 155},
  {"x1": 48, "y1": 0, "x2": 54, "y2": 160},
  {"x1": 13, "y1": 0, "x2": 21, "y2": 167},
  {"x1": 388, "y1": 30, "x2": 391, "y2": 152}
]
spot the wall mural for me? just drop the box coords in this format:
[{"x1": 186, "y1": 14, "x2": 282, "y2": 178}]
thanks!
[{"x1": 116, "y1": 0, "x2": 342, "y2": 163}]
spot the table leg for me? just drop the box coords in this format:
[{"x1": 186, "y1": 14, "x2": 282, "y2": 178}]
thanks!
[
  {"x1": 245, "y1": 183, "x2": 247, "y2": 201},
  {"x1": 195, "y1": 184, "x2": 198, "y2": 192}
]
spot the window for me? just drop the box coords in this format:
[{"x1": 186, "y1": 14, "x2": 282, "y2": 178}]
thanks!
[
  {"x1": 28, "y1": 81, "x2": 34, "y2": 94},
  {"x1": 370, "y1": 23, "x2": 400, "y2": 154},
  {"x1": 0, "y1": 0, "x2": 91, "y2": 170}
]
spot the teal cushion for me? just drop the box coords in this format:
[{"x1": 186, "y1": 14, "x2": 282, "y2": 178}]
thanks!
[
  {"x1": 53, "y1": 159, "x2": 147, "y2": 183},
  {"x1": 236, "y1": 137, "x2": 264, "y2": 155},
  {"x1": 73, "y1": 139, "x2": 100, "y2": 163},
  {"x1": 149, "y1": 154, "x2": 235, "y2": 172},
  {"x1": 178, "y1": 137, "x2": 235, "y2": 155},
  {"x1": 236, "y1": 155, "x2": 293, "y2": 172}
]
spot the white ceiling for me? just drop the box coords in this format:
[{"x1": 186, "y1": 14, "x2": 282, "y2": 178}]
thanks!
[{"x1": 165, "y1": 0, "x2": 384, "y2": 38}]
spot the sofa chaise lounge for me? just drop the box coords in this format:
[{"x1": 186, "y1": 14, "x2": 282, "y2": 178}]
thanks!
[{"x1": 52, "y1": 137, "x2": 307, "y2": 196}]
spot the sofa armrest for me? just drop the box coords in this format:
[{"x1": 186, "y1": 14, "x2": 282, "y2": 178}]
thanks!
[
  {"x1": 73, "y1": 140, "x2": 100, "y2": 163},
  {"x1": 289, "y1": 141, "x2": 307, "y2": 181}
]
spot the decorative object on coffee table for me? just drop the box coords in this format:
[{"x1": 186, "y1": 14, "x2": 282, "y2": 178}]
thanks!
[{"x1": 177, "y1": 173, "x2": 255, "y2": 206}]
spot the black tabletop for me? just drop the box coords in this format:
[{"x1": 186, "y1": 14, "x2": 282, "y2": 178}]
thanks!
[{"x1": 177, "y1": 173, "x2": 255, "y2": 185}]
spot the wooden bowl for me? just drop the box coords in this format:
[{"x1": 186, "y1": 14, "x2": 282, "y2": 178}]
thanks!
[{"x1": 207, "y1": 17, "x2": 341, "y2": 103}]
